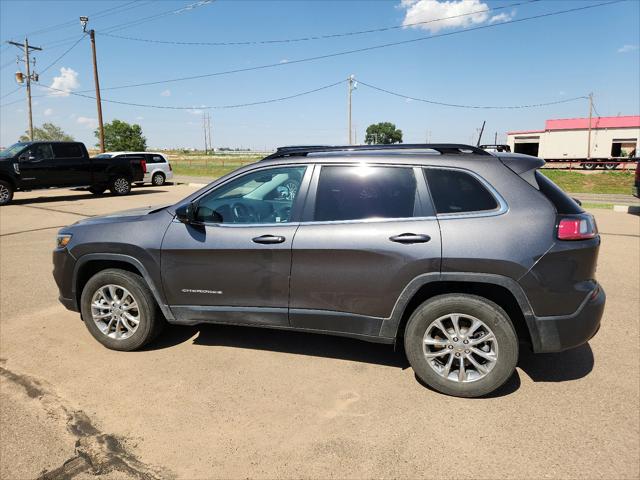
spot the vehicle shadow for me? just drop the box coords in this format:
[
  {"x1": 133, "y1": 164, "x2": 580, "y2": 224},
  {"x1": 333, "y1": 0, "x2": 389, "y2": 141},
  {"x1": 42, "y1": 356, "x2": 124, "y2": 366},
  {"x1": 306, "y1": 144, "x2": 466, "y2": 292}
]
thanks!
[
  {"x1": 10, "y1": 189, "x2": 167, "y2": 206},
  {"x1": 149, "y1": 323, "x2": 409, "y2": 368},
  {"x1": 517, "y1": 343, "x2": 594, "y2": 382},
  {"x1": 149, "y1": 325, "x2": 595, "y2": 396}
]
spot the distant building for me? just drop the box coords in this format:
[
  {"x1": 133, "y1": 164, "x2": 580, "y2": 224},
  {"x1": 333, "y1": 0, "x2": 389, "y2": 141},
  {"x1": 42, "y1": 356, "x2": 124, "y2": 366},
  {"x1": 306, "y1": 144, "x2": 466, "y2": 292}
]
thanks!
[{"x1": 506, "y1": 115, "x2": 639, "y2": 160}]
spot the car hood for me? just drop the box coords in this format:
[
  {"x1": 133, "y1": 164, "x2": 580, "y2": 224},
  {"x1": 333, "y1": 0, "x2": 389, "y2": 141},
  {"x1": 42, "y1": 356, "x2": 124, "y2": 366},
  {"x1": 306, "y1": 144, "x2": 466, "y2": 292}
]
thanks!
[{"x1": 72, "y1": 205, "x2": 172, "y2": 226}]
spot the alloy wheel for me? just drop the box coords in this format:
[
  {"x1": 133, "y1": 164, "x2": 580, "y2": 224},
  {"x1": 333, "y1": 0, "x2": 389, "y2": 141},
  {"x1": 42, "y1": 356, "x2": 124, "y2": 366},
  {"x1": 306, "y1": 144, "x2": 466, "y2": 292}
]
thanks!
[
  {"x1": 423, "y1": 313, "x2": 498, "y2": 383},
  {"x1": 91, "y1": 284, "x2": 140, "y2": 340},
  {"x1": 0, "y1": 184, "x2": 10, "y2": 203}
]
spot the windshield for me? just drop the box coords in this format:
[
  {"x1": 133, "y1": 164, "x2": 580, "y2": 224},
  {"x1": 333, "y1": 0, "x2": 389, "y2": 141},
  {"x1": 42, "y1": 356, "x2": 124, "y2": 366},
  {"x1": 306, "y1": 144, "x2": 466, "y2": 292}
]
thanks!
[
  {"x1": 0, "y1": 142, "x2": 28, "y2": 158},
  {"x1": 93, "y1": 153, "x2": 113, "y2": 159}
]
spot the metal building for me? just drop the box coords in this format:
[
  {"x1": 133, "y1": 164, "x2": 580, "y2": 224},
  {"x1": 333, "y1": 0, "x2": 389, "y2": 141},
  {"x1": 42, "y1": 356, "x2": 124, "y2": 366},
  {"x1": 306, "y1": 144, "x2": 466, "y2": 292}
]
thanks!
[{"x1": 506, "y1": 116, "x2": 639, "y2": 160}]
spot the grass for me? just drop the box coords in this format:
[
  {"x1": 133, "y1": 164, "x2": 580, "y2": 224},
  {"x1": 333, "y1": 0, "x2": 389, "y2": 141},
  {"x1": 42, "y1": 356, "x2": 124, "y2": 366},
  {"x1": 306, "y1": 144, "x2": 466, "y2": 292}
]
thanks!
[
  {"x1": 581, "y1": 202, "x2": 615, "y2": 210},
  {"x1": 540, "y1": 170, "x2": 634, "y2": 195},
  {"x1": 168, "y1": 153, "x2": 262, "y2": 178},
  {"x1": 166, "y1": 152, "x2": 635, "y2": 196}
]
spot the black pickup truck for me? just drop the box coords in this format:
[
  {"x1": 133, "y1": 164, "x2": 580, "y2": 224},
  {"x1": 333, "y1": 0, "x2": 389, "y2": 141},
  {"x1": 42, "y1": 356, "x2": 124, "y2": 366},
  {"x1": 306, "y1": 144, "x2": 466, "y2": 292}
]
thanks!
[{"x1": 0, "y1": 141, "x2": 145, "y2": 205}]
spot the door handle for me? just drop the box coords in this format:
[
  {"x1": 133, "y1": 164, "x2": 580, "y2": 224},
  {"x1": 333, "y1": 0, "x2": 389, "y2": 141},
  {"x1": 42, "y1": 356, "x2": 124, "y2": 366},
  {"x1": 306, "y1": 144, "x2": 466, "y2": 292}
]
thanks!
[
  {"x1": 252, "y1": 234, "x2": 286, "y2": 244},
  {"x1": 389, "y1": 233, "x2": 431, "y2": 244}
]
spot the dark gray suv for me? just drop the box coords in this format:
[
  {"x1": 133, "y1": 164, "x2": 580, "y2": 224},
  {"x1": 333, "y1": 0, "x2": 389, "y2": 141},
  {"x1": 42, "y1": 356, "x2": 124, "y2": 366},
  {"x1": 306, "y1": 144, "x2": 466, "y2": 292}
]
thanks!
[{"x1": 53, "y1": 144, "x2": 605, "y2": 397}]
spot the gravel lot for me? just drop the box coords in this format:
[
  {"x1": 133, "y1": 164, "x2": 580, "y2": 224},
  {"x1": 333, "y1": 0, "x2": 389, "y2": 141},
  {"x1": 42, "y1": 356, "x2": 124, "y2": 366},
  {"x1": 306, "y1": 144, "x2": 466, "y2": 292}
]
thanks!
[{"x1": 1, "y1": 185, "x2": 638, "y2": 479}]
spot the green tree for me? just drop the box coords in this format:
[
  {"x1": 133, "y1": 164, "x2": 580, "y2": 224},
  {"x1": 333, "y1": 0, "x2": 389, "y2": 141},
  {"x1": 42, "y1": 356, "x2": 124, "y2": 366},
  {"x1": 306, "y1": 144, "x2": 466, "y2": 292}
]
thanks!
[
  {"x1": 364, "y1": 122, "x2": 403, "y2": 145},
  {"x1": 98, "y1": 119, "x2": 146, "y2": 151},
  {"x1": 20, "y1": 123, "x2": 74, "y2": 142}
]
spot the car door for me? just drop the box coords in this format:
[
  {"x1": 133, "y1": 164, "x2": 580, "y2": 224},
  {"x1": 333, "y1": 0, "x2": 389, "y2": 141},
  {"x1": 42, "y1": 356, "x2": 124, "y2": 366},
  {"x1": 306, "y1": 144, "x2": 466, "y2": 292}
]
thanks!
[
  {"x1": 161, "y1": 164, "x2": 309, "y2": 327},
  {"x1": 17, "y1": 143, "x2": 55, "y2": 187},
  {"x1": 51, "y1": 142, "x2": 90, "y2": 186},
  {"x1": 289, "y1": 163, "x2": 441, "y2": 337}
]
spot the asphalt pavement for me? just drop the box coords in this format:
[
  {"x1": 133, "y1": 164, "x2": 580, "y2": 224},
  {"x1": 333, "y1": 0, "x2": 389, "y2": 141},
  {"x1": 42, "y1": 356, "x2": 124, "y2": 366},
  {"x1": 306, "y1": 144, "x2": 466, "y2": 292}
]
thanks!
[{"x1": 1, "y1": 184, "x2": 638, "y2": 479}]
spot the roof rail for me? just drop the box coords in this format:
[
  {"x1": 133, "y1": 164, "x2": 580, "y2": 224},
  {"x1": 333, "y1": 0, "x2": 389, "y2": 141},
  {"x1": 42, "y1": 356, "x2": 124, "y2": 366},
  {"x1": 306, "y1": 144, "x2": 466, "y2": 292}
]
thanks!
[{"x1": 261, "y1": 143, "x2": 492, "y2": 161}]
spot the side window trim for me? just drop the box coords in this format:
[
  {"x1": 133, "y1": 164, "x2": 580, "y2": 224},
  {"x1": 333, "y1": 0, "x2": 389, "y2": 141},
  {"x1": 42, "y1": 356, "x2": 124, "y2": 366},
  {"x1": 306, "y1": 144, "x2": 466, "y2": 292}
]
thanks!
[
  {"x1": 422, "y1": 166, "x2": 508, "y2": 218},
  {"x1": 190, "y1": 164, "x2": 313, "y2": 226},
  {"x1": 301, "y1": 163, "x2": 430, "y2": 224}
]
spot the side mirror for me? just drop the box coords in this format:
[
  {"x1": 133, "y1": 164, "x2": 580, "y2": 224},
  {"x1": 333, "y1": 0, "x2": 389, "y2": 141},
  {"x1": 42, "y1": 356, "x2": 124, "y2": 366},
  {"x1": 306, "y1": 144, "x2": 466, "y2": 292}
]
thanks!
[{"x1": 175, "y1": 203, "x2": 197, "y2": 224}]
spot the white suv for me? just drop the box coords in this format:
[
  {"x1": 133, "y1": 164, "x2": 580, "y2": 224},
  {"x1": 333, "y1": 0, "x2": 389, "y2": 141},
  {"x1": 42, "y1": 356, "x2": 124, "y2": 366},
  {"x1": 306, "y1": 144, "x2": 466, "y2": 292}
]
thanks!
[{"x1": 97, "y1": 152, "x2": 173, "y2": 186}]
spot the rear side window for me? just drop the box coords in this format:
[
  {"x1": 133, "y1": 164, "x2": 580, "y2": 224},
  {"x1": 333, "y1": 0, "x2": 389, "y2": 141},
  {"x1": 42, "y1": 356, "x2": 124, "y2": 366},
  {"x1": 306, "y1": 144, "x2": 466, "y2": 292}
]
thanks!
[
  {"x1": 314, "y1": 165, "x2": 417, "y2": 221},
  {"x1": 52, "y1": 143, "x2": 83, "y2": 158},
  {"x1": 424, "y1": 168, "x2": 498, "y2": 214},
  {"x1": 535, "y1": 171, "x2": 583, "y2": 214}
]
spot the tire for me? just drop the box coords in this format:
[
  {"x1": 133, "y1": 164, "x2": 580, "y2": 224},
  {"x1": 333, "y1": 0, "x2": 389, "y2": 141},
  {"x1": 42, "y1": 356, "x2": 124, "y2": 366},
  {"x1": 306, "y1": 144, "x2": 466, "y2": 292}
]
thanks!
[
  {"x1": 110, "y1": 176, "x2": 132, "y2": 195},
  {"x1": 582, "y1": 162, "x2": 597, "y2": 170},
  {"x1": 604, "y1": 162, "x2": 619, "y2": 170},
  {"x1": 88, "y1": 185, "x2": 107, "y2": 195},
  {"x1": 0, "y1": 180, "x2": 14, "y2": 206},
  {"x1": 151, "y1": 172, "x2": 166, "y2": 186},
  {"x1": 80, "y1": 268, "x2": 164, "y2": 351},
  {"x1": 404, "y1": 294, "x2": 518, "y2": 398}
]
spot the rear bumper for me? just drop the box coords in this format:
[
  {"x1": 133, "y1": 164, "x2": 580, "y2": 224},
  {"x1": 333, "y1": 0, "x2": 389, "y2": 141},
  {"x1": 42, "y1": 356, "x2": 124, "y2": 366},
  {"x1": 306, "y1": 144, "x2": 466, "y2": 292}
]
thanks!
[{"x1": 528, "y1": 284, "x2": 605, "y2": 353}]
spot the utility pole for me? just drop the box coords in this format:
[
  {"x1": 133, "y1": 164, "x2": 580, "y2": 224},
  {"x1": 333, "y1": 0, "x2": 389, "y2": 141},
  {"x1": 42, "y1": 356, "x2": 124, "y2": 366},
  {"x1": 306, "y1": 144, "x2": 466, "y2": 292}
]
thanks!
[
  {"x1": 81, "y1": 17, "x2": 105, "y2": 152},
  {"x1": 348, "y1": 74, "x2": 356, "y2": 145},
  {"x1": 8, "y1": 38, "x2": 41, "y2": 140},
  {"x1": 494, "y1": 132, "x2": 498, "y2": 144},
  {"x1": 476, "y1": 120, "x2": 486, "y2": 146},
  {"x1": 208, "y1": 113, "x2": 213, "y2": 152},
  {"x1": 587, "y1": 92, "x2": 593, "y2": 160},
  {"x1": 203, "y1": 112, "x2": 209, "y2": 154}
]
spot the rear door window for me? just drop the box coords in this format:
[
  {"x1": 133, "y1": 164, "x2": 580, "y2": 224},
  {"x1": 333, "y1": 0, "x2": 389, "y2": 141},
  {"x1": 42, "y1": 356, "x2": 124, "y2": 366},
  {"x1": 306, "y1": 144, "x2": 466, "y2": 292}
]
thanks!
[
  {"x1": 52, "y1": 143, "x2": 83, "y2": 158},
  {"x1": 424, "y1": 168, "x2": 498, "y2": 214},
  {"x1": 314, "y1": 165, "x2": 417, "y2": 221}
]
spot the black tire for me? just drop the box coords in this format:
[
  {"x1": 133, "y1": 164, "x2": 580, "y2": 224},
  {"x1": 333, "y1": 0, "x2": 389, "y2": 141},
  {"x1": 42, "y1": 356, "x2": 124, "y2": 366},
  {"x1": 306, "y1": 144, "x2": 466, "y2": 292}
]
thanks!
[
  {"x1": 581, "y1": 162, "x2": 597, "y2": 170},
  {"x1": 110, "y1": 176, "x2": 132, "y2": 195},
  {"x1": 80, "y1": 268, "x2": 164, "y2": 351},
  {"x1": 604, "y1": 162, "x2": 619, "y2": 170},
  {"x1": 0, "y1": 180, "x2": 14, "y2": 206},
  {"x1": 404, "y1": 294, "x2": 518, "y2": 398},
  {"x1": 88, "y1": 185, "x2": 107, "y2": 195},
  {"x1": 152, "y1": 172, "x2": 165, "y2": 186}
]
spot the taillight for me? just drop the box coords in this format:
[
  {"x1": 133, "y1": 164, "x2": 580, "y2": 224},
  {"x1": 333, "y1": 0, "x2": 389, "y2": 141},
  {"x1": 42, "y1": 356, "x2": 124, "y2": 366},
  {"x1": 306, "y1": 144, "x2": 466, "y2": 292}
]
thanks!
[
  {"x1": 141, "y1": 160, "x2": 147, "y2": 173},
  {"x1": 557, "y1": 214, "x2": 598, "y2": 240}
]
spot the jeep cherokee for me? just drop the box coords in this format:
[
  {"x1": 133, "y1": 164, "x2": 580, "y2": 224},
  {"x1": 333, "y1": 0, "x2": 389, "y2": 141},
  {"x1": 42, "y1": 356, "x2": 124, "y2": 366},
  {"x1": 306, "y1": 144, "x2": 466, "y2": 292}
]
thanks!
[{"x1": 53, "y1": 144, "x2": 605, "y2": 397}]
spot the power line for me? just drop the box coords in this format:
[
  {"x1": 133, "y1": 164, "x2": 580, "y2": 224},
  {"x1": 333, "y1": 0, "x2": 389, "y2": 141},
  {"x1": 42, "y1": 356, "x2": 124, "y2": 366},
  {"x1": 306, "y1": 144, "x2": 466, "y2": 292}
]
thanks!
[
  {"x1": 31, "y1": 79, "x2": 346, "y2": 109},
  {"x1": 38, "y1": 34, "x2": 86, "y2": 76},
  {"x1": 79, "y1": 0, "x2": 624, "y2": 93},
  {"x1": 98, "y1": 0, "x2": 538, "y2": 46},
  {"x1": 102, "y1": 0, "x2": 216, "y2": 34},
  {"x1": 357, "y1": 80, "x2": 588, "y2": 109},
  {"x1": 0, "y1": 86, "x2": 22, "y2": 100}
]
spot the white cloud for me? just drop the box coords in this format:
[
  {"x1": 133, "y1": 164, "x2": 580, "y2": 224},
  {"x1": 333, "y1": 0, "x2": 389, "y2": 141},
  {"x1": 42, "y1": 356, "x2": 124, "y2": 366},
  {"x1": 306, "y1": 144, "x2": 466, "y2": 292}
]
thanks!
[
  {"x1": 489, "y1": 11, "x2": 514, "y2": 24},
  {"x1": 77, "y1": 116, "x2": 97, "y2": 128},
  {"x1": 188, "y1": 104, "x2": 207, "y2": 115},
  {"x1": 136, "y1": 115, "x2": 144, "y2": 120},
  {"x1": 44, "y1": 108, "x2": 53, "y2": 116},
  {"x1": 161, "y1": 89, "x2": 171, "y2": 97},
  {"x1": 49, "y1": 67, "x2": 79, "y2": 96},
  {"x1": 400, "y1": 0, "x2": 510, "y2": 33},
  {"x1": 618, "y1": 44, "x2": 638, "y2": 53},
  {"x1": 279, "y1": 59, "x2": 289, "y2": 64}
]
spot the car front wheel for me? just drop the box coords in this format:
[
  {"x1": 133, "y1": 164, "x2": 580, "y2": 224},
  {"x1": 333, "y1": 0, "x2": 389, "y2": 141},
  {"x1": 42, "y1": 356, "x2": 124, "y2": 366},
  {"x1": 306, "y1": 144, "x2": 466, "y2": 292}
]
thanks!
[
  {"x1": 0, "y1": 180, "x2": 14, "y2": 206},
  {"x1": 80, "y1": 269, "x2": 164, "y2": 351},
  {"x1": 404, "y1": 294, "x2": 518, "y2": 398}
]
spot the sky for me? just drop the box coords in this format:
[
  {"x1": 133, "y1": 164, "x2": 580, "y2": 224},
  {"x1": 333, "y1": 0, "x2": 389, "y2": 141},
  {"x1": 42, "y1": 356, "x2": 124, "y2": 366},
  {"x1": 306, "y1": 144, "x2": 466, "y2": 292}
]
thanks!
[{"x1": 1, "y1": 0, "x2": 639, "y2": 150}]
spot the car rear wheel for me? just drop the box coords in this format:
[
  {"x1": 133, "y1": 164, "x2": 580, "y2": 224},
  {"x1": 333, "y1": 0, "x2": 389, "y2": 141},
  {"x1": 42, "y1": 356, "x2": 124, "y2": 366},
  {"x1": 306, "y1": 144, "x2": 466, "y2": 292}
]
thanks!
[
  {"x1": 404, "y1": 294, "x2": 518, "y2": 398},
  {"x1": 110, "y1": 176, "x2": 131, "y2": 195},
  {"x1": 0, "y1": 180, "x2": 14, "y2": 206},
  {"x1": 80, "y1": 269, "x2": 164, "y2": 351},
  {"x1": 152, "y1": 172, "x2": 166, "y2": 186}
]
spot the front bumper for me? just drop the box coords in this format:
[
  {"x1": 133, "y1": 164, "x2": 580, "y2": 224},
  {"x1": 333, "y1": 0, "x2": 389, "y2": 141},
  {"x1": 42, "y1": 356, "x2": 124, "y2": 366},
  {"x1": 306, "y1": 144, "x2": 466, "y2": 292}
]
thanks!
[
  {"x1": 528, "y1": 284, "x2": 605, "y2": 353},
  {"x1": 53, "y1": 247, "x2": 79, "y2": 312}
]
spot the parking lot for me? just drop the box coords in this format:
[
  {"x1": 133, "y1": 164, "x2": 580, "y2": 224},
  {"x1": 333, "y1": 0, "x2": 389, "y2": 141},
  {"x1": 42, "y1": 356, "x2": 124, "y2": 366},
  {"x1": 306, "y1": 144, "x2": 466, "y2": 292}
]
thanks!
[{"x1": 1, "y1": 185, "x2": 638, "y2": 479}]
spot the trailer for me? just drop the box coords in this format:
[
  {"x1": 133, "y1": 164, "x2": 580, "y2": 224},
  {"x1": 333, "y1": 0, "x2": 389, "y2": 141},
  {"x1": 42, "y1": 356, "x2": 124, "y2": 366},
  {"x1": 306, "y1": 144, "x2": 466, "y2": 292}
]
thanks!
[{"x1": 506, "y1": 116, "x2": 639, "y2": 169}]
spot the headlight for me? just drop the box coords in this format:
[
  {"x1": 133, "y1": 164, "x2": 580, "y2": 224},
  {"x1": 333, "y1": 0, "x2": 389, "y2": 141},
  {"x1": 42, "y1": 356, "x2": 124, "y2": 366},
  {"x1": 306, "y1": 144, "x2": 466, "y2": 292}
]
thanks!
[{"x1": 56, "y1": 234, "x2": 72, "y2": 249}]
